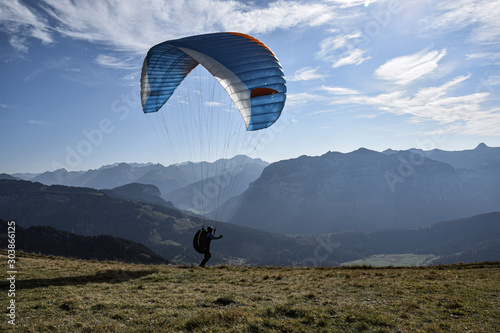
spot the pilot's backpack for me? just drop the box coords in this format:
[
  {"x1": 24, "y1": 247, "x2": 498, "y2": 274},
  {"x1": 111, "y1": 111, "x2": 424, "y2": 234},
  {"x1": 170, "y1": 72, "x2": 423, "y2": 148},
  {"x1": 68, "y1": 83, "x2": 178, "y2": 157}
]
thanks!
[{"x1": 193, "y1": 229, "x2": 209, "y2": 254}]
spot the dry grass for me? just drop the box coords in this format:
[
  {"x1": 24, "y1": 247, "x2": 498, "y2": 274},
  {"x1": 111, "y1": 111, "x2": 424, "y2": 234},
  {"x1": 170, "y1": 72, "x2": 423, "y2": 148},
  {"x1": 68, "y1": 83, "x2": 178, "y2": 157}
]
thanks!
[{"x1": 1, "y1": 251, "x2": 499, "y2": 332}]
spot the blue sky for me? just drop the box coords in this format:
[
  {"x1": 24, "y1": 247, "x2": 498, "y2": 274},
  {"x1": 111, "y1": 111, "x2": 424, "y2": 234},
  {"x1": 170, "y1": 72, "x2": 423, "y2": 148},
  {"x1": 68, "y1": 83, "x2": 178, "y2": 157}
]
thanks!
[{"x1": 1, "y1": 0, "x2": 499, "y2": 174}]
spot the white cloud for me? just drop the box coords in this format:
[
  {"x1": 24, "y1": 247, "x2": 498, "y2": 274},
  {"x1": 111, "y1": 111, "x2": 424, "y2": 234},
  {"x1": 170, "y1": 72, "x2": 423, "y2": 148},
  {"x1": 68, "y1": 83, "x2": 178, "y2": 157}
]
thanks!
[
  {"x1": 421, "y1": 0, "x2": 500, "y2": 44},
  {"x1": 205, "y1": 101, "x2": 223, "y2": 107},
  {"x1": 8, "y1": 35, "x2": 28, "y2": 53},
  {"x1": 0, "y1": 0, "x2": 357, "y2": 55},
  {"x1": 354, "y1": 113, "x2": 378, "y2": 119},
  {"x1": 317, "y1": 31, "x2": 370, "y2": 68},
  {"x1": 466, "y1": 52, "x2": 500, "y2": 61},
  {"x1": 410, "y1": 75, "x2": 470, "y2": 105},
  {"x1": 286, "y1": 92, "x2": 324, "y2": 108},
  {"x1": 327, "y1": 74, "x2": 500, "y2": 135},
  {"x1": 479, "y1": 74, "x2": 500, "y2": 91},
  {"x1": 321, "y1": 85, "x2": 360, "y2": 95},
  {"x1": 332, "y1": 48, "x2": 369, "y2": 68},
  {"x1": 0, "y1": 0, "x2": 375, "y2": 74},
  {"x1": 375, "y1": 48, "x2": 447, "y2": 85},
  {"x1": 289, "y1": 67, "x2": 326, "y2": 81},
  {"x1": 0, "y1": 0, "x2": 53, "y2": 52},
  {"x1": 28, "y1": 120, "x2": 48, "y2": 125},
  {"x1": 317, "y1": 32, "x2": 362, "y2": 55},
  {"x1": 94, "y1": 54, "x2": 136, "y2": 69},
  {"x1": 323, "y1": 0, "x2": 374, "y2": 8},
  {"x1": 216, "y1": 1, "x2": 338, "y2": 33}
]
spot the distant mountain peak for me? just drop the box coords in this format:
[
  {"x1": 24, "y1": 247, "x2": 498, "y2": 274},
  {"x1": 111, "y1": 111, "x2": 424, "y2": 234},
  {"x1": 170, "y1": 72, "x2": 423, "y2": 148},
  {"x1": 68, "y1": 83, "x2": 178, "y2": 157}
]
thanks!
[
  {"x1": 382, "y1": 148, "x2": 398, "y2": 155},
  {"x1": 475, "y1": 142, "x2": 489, "y2": 150},
  {"x1": 0, "y1": 173, "x2": 17, "y2": 180},
  {"x1": 352, "y1": 147, "x2": 378, "y2": 155}
]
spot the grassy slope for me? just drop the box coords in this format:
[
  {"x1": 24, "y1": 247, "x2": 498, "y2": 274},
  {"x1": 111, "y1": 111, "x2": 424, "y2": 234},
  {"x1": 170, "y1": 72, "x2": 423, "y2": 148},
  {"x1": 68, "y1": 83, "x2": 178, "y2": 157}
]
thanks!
[
  {"x1": 2, "y1": 252, "x2": 499, "y2": 332},
  {"x1": 342, "y1": 254, "x2": 439, "y2": 267}
]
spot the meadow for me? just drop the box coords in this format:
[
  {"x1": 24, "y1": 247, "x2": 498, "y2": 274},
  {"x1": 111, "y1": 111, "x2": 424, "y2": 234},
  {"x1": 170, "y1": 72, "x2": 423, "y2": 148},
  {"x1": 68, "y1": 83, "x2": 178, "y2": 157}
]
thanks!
[{"x1": 1, "y1": 251, "x2": 499, "y2": 332}]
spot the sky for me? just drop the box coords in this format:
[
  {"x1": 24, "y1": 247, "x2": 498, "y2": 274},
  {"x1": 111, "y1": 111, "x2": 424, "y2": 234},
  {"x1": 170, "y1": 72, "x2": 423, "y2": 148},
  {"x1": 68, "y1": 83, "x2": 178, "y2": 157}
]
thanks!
[{"x1": 1, "y1": 0, "x2": 500, "y2": 174}]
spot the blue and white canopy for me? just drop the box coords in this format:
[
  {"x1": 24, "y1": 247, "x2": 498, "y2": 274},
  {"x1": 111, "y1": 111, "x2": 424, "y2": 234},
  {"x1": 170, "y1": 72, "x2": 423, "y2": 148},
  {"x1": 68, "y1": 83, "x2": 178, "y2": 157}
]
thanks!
[{"x1": 141, "y1": 32, "x2": 286, "y2": 131}]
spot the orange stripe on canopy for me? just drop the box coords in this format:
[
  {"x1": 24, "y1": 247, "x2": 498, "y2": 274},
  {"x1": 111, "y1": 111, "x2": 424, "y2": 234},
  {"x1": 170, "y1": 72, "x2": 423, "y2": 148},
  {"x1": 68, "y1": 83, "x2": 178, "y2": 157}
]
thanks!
[{"x1": 228, "y1": 32, "x2": 276, "y2": 56}]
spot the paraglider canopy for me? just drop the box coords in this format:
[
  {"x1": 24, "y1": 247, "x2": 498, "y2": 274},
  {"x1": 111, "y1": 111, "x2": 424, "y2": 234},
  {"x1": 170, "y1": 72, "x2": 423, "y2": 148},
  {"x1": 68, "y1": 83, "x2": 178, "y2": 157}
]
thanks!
[
  {"x1": 141, "y1": 32, "x2": 286, "y2": 131},
  {"x1": 140, "y1": 32, "x2": 286, "y2": 224}
]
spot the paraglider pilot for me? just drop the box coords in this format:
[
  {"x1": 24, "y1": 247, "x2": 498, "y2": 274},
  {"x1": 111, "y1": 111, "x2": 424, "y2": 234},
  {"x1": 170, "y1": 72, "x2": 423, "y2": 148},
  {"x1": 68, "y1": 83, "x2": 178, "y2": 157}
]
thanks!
[{"x1": 200, "y1": 227, "x2": 223, "y2": 267}]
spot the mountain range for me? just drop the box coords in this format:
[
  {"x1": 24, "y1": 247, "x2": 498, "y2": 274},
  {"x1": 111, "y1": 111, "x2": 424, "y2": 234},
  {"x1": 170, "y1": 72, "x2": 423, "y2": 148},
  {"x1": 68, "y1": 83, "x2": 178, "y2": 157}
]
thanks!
[
  {"x1": 10, "y1": 144, "x2": 499, "y2": 236},
  {"x1": 222, "y1": 143, "x2": 500, "y2": 233},
  {"x1": 11, "y1": 144, "x2": 499, "y2": 235},
  {"x1": 13, "y1": 155, "x2": 268, "y2": 216}
]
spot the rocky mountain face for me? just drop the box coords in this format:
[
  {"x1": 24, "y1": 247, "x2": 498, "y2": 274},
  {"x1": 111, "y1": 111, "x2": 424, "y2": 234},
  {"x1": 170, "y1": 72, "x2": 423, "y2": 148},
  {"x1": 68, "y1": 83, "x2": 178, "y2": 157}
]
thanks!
[
  {"x1": 415, "y1": 142, "x2": 500, "y2": 170},
  {"x1": 223, "y1": 144, "x2": 500, "y2": 234},
  {"x1": 387, "y1": 143, "x2": 500, "y2": 204}
]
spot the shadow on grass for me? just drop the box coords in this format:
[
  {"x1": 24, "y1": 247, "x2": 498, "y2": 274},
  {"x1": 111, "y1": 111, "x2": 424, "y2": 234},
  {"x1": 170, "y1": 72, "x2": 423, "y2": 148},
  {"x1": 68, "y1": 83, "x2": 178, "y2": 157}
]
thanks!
[{"x1": 14, "y1": 269, "x2": 158, "y2": 289}]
